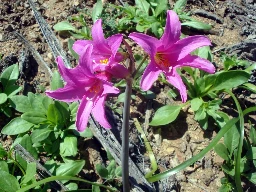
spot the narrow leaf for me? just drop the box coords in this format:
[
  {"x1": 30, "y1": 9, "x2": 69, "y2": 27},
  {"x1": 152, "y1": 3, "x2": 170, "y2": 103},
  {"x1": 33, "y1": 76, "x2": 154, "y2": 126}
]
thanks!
[{"x1": 53, "y1": 21, "x2": 76, "y2": 31}]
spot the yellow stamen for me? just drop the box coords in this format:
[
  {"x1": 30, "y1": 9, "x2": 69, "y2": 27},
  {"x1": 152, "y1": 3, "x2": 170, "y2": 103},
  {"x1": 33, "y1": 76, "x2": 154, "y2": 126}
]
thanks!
[{"x1": 99, "y1": 58, "x2": 109, "y2": 64}]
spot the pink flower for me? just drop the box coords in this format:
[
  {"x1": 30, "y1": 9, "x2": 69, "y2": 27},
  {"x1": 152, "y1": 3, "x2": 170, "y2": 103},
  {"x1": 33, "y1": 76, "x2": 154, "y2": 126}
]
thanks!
[
  {"x1": 73, "y1": 19, "x2": 129, "y2": 79},
  {"x1": 129, "y1": 10, "x2": 215, "y2": 102},
  {"x1": 46, "y1": 44, "x2": 119, "y2": 132}
]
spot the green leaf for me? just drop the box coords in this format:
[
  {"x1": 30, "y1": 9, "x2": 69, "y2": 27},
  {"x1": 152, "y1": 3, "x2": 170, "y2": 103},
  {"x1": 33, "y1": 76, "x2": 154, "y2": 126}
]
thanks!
[
  {"x1": 173, "y1": 0, "x2": 187, "y2": 12},
  {"x1": 149, "y1": 105, "x2": 181, "y2": 126},
  {"x1": 245, "y1": 147, "x2": 256, "y2": 159},
  {"x1": 245, "y1": 173, "x2": 256, "y2": 184},
  {"x1": 92, "y1": 185, "x2": 100, "y2": 192},
  {"x1": 106, "y1": 150, "x2": 114, "y2": 161},
  {"x1": 0, "y1": 161, "x2": 9, "y2": 173},
  {"x1": 154, "y1": 0, "x2": 167, "y2": 17},
  {"x1": 31, "y1": 125, "x2": 53, "y2": 143},
  {"x1": 47, "y1": 104, "x2": 62, "y2": 125},
  {"x1": 1, "y1": 117, "x2": 33, "y2": 135},
  {"x1": 56, "y1": 160, "x2": 85, "y2": 176},
  {"x1": 21, "y1": 162, "x2": 36, "y2": 184},
  {"x1": 107, "y1": 160, "x2": 116, "y2": 177},
  {"x1": 5, "y1": 85, "x2": 22, "y2": 97},
  {"x1": 0, "y1": 93, "x2": 7, "y2": 104},
  {"x1": 66, "y1": 182, "x2": 78, "y2": 190},
  {"x1": 60, "y1": 136, "x2": 78, "y2": 157},
  {"x1": 115, "y1": 166, "x2": 122, "y2": 177},
  {"x1": 196, "y1": 46, "x2": 213, "y2": 62},
  {"x1": 214, "y1": 143, "x2": 229, "y2": 161},
  {"x1": 191, "y1": 98, "x2": 203, "y2": 111},
  {"x1": 68, "y1": 39, "x2": 79, "y2": 60},
  {"x1": 50, "y1": 70, "x2": 64, "y2": 91},
  {"x1": 241, "y1": 83, "x2": 256, "y2": 93},
  {"x1": 135, "y1": 0, "x2": 150, "y2": 13},
  {"x1": 20, "y1": 134, "x2": 38, "y2": 159},
  {"x1": 0, "y1": 64, "x2": 19, "y2": 89},
  {"x1": 92, "y1": 0, "x2": 103, "y2": 23},
  {"x1": 0, "y1": 170, "x2": 20, "y2": 192},
  {"x1": 224, "y1": 123, "x2": 240, "y2": 155},
  {"x1": 211, "y1": 70, "x2": 250, "y2": 92},
  {"x1": 9, "y1": 95, "x2": 32, "y2": 113},
  {"x1": 181, "y1": 21, "x2": 212, "y2": 30},
  {"x1": 249, "y1": 126, "x2": 256, "y2": 146},
  {"x1": 96, "y1": 164, "x2": 108, "y2": 178},
  {"x1": 53, "y1": 21, "x2": 76, "y2": 31},
  {"x1": 0, "y1": 144, "x2": 7, "y2": 158},
  {"x1": 21, "y1": 111, "x2": 47, "y2": 124},
  {"x1": 55, "y1": 101, "x2": 69, "y2": 125}
]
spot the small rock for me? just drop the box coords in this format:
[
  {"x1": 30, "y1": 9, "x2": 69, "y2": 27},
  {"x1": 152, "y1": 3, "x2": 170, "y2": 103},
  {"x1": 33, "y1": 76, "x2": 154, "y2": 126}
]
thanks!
[
  {"x1": 166, "y1": 147, "x2": 175, "y2": 155},
  {"x1": 0, "y1": 34, "x2": 3, "y2": 41},
  {"x1": 47, "y1": 53, "x2": 53, "y2": 61}
]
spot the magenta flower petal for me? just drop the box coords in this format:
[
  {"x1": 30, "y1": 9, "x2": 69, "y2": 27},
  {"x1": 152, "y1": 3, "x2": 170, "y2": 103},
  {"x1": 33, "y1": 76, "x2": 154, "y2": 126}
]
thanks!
[
  {"x1": 91, "y1": 20, "x2": 110, "y2": 53},
  {"x1": 76, "y1": 96, "x2": 94, "y2": 132},
  {"x1": 92, "y1": 96, "x2": 111, "y2": 129},
  {"x1": 170, "y1": 36, "x2": 211, "y2": 61},
  {"x1": 56, "y1": 56, "x2": 89, "y2": 85},
  {"x1": 46, "y1": 85, "x2": 85, "y2": 102},
  {"x1": 129, "y1": 33, "x2": 159, "y2": 56},
  {"x1": 140, "y1": 62, "x2": 161, "y2": 91},
  {"x1": 177, "y1": 55, "x2": 216, "y2": 74},
  {"x1": 165, "y1": 69, "x2": 187, "y2": 102},
  {"x1": 73, "y1": 40, "x2": 93, "y2": 55},
  {"x1": 107, "y1": 63, "x2": 129, "y2": 79},
  {"x1": 102, "y1": 81, "x2": 120, "y2": 95},
  {"x1": 160, "y1": 10, "x2": 181, "y2": 47},
  {"x1": 78, "y1": 44, "x2": 94, "y2": 76},
  {"x1": 107, "y1": 34, "x2": 123, "y2": 56}
]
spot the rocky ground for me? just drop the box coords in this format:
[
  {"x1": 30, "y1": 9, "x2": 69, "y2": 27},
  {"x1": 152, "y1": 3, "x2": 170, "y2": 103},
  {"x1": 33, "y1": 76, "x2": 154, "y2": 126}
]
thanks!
[{"x1": 0, "y1": 0, "x2": 256, "y2": 191}]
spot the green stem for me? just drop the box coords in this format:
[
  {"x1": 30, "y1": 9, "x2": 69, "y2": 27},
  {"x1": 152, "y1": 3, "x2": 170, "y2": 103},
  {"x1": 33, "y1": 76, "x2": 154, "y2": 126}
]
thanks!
[
  {"x1": 225, "y1": 90, "x2": 244, "y2": 192},
  {"x1": 134, "y1": 118, "x2": 157, "y2": 178},
  {"x1": 16, "y1": 176, "x2": 117, "y2": 192}
]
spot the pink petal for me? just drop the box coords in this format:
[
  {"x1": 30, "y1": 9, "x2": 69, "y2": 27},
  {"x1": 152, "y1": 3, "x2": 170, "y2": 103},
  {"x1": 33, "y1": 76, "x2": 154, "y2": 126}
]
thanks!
[
  {"x1": 129, "y1": 33, "x2": 160, "y2": 57},
  {"x1": 46, "y1": 84, "x2": 85, "y2": 102},
  {"x1": 56, "y1": 56, "x2": 87, "y2": 85},
  {"x1": 176, "y1": 55, "x2": 216, "y2": 73},
  {"x1": 73, "y1": 40, "x2": 93, "y2": 55},
  {"x1": 107, "y1": 63, "x2": 129, "y2": 79},
  {"x1": 160, "y1": 10, "x2": 181, "y2": 47},
  {"x1": 76, "y1": 96, "x2": 94, "y2": 132},
  {"x1": 92, "y1": 96, "x2": 111, "y2": 129},
  {"x1": 102, "y1": 81, "x2": 120, "y2": 95},
  {"x1": 165, "y1": 69, "x2": 187, "y2": 102},
  {"x1": 169, "y1": 36, "x2": 211, "y2": 61},
  {"x1": 79, "y1": 44, "x2": 94, "y2": 76},
  {"x1": 107, "y1": 34, "x2": 123, "y2": 56},
  {"x1": 91, "y1": 20, "x2": 110, "y2": 54},
  {"x1": 140, "y1": 62, "x2": 161, "y2": 91}
]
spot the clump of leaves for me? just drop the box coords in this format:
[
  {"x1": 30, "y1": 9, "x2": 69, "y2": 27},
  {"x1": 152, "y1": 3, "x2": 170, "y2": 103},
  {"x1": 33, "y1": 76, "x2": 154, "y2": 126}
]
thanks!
[
  {"x1": 96, "y1": 150, "x2": 122, "y2": 186},
  {"x1": 214, "y1": 123, "x2": 256, "y2": 191},
  {"x1": 0, "y1": 64, "x2": 22, "y2": 117}
]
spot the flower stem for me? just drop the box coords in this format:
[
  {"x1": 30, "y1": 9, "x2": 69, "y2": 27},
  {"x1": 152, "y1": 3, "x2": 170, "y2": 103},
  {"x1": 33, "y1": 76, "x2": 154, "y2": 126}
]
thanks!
[
  {"x1": 122, "y1": 38, "x2": 135, "y2": 192},
  {"x1": 122, "y1": 77, "x2": 132, "y2": 192}
]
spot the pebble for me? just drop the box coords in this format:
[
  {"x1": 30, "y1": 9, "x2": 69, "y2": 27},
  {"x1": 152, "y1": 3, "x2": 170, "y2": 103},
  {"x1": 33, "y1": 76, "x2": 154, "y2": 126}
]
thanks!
[{"x1": 47, "y1": 53, "x2": 53, "y2": 61}]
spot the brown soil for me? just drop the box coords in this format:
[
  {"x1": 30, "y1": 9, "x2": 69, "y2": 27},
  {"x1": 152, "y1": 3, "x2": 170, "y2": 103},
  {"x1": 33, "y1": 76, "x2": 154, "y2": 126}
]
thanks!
[{"x1": 0, "y1": 0, "x2": 256, "y2": 191}]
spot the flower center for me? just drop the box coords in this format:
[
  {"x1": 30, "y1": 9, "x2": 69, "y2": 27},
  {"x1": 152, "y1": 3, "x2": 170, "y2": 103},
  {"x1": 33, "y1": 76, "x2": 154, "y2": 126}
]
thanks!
[
  {"x1": 89, "y1": 82, "x2": 101, "y2": 93},
  {"x1": 154, "y1": 52, "x2": 170, "y2": 69},
  {"x1": 99, "y1": 58, "x2": 109, "y2": 64}
]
